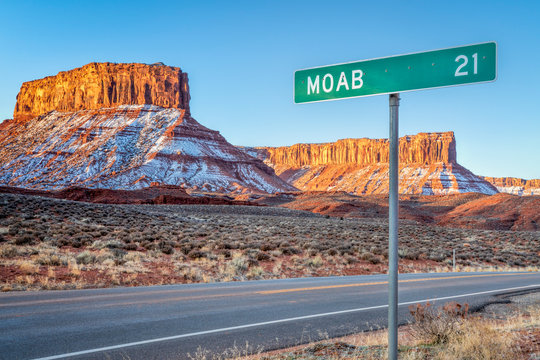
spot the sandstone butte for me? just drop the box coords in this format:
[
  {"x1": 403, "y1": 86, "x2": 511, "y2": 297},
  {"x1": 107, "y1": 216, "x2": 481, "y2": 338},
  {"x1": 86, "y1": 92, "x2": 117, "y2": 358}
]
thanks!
[
  {"x1": 0, "y1": 63, "x2": 295, "y2": 193},
  {"x1": 13, "y1": 62, "x2": 191, "y2": 123},
  {"x1": 249, "y1": 132, "x2": 503, "y2": 195}
]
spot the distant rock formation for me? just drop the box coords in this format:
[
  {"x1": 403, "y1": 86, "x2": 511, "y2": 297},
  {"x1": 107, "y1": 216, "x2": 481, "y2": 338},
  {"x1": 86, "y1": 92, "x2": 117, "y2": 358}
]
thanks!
[
  {"x1": 482, "y1": 177, "x2": 540, "y2": 196},
  {"x1": 256, "y1": 132, "x2": 457, "y2": 167},
  {"x1": 248, "y1": 132, "x2": 498, "y2": 195},
  {"x1": 13, "y1": 62, "x2": 191, "y2": 123}
]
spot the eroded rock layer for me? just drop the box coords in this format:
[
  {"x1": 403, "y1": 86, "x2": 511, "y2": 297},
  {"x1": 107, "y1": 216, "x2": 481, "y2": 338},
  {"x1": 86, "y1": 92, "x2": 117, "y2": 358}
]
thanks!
[
  {"x1": 250, "y1": 132, "x2": 497, "y2": 195},
  {"x1": 482, "y1": 177, "x2": 540, "y2": 196},
  {"x1": 13, "y1": 62, "x2": 190, "y2": 123},
  {"x1": 0, "y1": 105, "x2": 296, "y2": 193}
]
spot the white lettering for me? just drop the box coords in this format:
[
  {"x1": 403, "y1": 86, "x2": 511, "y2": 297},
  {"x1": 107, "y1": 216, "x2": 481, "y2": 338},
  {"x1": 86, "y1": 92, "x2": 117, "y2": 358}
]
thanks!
[
  {"x1": 307, "y1": 75, "x2": 320, "y2": 95},
  {"x1": 322, "y1": 74, "x2": 334, "y2": 93},
  {"x1": 336, "y1": 72, "x2": 349, "y2": 91},
  {"x1": 352, "y1": 70, "x2": 364, "y2": 89}
]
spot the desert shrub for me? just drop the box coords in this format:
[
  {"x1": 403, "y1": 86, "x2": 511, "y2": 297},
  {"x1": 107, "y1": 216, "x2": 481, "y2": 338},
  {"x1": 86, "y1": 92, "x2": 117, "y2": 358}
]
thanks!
[
  {"x1": 281, "y1": 246, "x2": 301, "y2": 255},
  {"x1": 0, "y1": 245, "x2": 21, "y2": 258},
  {"x1": 344, "y1": 254, "x2": 358, "y2": 264},
  {"x1": 256, "y1": 252, "x2": 271, "y2": 261},
  {"x1": 227, "y1": 256, "x2": 248, "y2": 276},
  {"x1": 161, "y1": 245, "x2": 174, "y2": 254},
  {"x1": 241, "y1": 242, "x2": 261, "y2": 250},
  {"x1": 124, "y1": 243, "x2": 138, "y2": 251},
  {"x1": 158, "y1": 241, "x2": 175, "y2": 254},
  {"x1": 370, "y1": 246, "x2": 383, "y2": 255},
  {"x1": 218, "y1": 249, "x2": 231, "y2": 259},
  {"x1": 14, "y1": 233, "x2": 35, "y2": 245},
  {"x1": 260, "y1": 243, "x2": 276, "y2": 251},
  {"x1": 246, "y1": 266, "x2": 264, "y2": 279},
  {"x1": 76, "y1": 251, "x2": 96, "y2": 265},
  {"x1": 188, "y1": 249, "x2": 205, "y2": 259},
  {"x1": 428, "y1": 252, "x2": 447, "y2": 262},
  {"x1": 307, "y1": 249, "x2": 319, "y2": 256},
  {"x1": 91, "y1": 239, "x2": 124, "y2": 249},
  {"x1": 247, "y1": 258, "x2": 259, "y2": 267},
  {"x1": 8, "y1": 225, "x2": 20, "y2": 236},
  {"x1": 180, "y1": 244, "x2": 193, "y2": 254},
  {"x1": 337, "y1": 245, "x2": 353, "y2": 255},
  {"x1": 305, "y1": 255, "x2": 323, "y2": 268},
  {"x1": 409, "y1": 302, "x2": 468, "y2": 345},
  {"x1": 399, "y1": 248, "x2": 420, "y2": 260},
  {"x1": 36, "y1": 253, "x2": 66, "y2": 266},
  {"x1": 326, "y1": 248, "x2": 338, "y2": 256}
]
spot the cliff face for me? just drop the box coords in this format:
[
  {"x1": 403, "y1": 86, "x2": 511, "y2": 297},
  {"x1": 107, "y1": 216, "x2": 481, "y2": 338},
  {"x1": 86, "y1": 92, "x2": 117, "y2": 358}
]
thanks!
[
  {"x1": 13, "y1": 62, "x2": 190, "y2": 123},
  {"x1": 257, "y1": 132, "x2": 457, "y2": 167},
  {"x1": 482, "y1": 177, "x2": 540, "y2": 196},
  {"x1": 249, "y1": 132, "x2": 498, "y2": 196}
]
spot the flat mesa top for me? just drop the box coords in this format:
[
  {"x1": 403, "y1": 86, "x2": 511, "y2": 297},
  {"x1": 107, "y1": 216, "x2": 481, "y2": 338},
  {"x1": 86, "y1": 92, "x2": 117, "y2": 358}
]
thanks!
[{"x1": 294, "y1": 42, "x2": 497, "y2": 104}]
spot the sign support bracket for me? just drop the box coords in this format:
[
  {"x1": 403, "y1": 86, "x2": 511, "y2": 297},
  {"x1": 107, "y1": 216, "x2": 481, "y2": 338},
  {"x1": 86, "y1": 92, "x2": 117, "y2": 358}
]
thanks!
[{"x1": 388, "y1": 93, "x2": 400, "y2": 360}]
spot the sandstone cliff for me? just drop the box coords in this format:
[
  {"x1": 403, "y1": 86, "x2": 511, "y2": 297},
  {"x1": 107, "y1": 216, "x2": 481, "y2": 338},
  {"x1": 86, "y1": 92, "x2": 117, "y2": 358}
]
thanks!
[
  {"x1": 249, "y1": 132, "x2": 497, "y2": 196},
  {"x1": 482, "y1": 177, "x2": 540, "y2": 196},
  {"x1": 13, "y1": 62, "x2": 190, "y2": 122},
  {"x1": 256, "y1": 132, "x2": 457, "y2": 167}
]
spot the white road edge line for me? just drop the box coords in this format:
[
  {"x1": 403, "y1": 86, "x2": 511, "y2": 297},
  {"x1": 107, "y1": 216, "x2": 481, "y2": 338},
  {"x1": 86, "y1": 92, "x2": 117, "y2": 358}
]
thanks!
[{"x1": 33, "y1": 284, "x2": 539, "y2": 360}]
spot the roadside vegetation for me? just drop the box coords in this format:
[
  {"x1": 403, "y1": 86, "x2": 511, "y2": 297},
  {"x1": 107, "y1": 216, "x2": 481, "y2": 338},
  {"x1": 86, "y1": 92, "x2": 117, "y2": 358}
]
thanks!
[
  {"x1": 188, "y1": 293, "x2": 540, "y2": 360},
  {"x1": 0, "y1": 193, "x2": 539, "y2": 291}
]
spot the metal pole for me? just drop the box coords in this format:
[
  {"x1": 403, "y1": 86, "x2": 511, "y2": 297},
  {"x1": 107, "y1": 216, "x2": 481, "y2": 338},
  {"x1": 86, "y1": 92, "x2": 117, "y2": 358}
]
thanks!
[
  {"x1": 453, "y1": 249, "x2": 456, "y2": 272},
  {"x1": 388, "y1": 93, "x2": 400, "y2": 360}
]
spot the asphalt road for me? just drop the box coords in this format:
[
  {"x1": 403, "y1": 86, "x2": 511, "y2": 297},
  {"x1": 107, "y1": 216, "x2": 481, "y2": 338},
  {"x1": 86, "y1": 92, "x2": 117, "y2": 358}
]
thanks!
[{"x1": 1, "y1": 272, "x2": 539, "y2": 360}]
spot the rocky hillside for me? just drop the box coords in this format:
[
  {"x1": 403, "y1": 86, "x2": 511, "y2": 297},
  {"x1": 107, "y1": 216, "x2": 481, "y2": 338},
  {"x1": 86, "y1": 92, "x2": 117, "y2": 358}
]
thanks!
[
  {"x1": 250, "y1": 132, "x2": 498, "y2": 195},
  {"x1": 482, "y1": 177, "x2": 540, "y2": 196},
  {"x1": 0, "y1": 63, "x2": 295, "y2": 193}
]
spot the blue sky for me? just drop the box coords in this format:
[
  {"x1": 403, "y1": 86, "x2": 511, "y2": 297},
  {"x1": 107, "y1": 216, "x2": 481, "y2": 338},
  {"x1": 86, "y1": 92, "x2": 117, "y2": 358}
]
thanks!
[{"x1": 1, "y1": 0, "x2": 538, "y2": 179}]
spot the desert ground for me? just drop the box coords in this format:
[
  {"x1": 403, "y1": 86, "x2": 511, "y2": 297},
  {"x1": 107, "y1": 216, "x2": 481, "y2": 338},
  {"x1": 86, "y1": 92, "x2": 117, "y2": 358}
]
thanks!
[{"x1": 1, "y1": 190, "x2": 538, "y2": 291}]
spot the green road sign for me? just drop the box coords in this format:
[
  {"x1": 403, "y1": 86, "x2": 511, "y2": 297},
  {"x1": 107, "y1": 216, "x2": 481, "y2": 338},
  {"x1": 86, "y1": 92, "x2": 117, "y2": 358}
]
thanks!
[{"x1": 294, "y1": 42, "x2": 497, "y2": 103}]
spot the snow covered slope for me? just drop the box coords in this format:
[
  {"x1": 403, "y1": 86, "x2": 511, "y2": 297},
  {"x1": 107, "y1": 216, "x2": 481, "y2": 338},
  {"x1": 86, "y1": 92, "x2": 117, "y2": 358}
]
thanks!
[
  {"x1": 268, "y1": 162, "x2": 498, "y2": 195},
  {"x1": 0, "y1": 105, "x2": 296, "y2": 193}
]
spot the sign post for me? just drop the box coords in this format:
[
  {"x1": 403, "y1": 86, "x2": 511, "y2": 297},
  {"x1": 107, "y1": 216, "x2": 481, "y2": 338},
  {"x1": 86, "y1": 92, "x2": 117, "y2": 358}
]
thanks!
[
  {"x1": 388, "y1": 93, "x2": 399, "y2": 360},
  {"x1": 293, "y1": 42, "x2": 496, "y2": 360}
]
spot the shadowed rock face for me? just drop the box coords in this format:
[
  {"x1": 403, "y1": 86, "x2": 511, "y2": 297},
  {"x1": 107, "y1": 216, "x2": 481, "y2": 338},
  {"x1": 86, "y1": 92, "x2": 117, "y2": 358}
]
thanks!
[{"x1": 13, "y1": 62, "x2": 190, "y2": 122}]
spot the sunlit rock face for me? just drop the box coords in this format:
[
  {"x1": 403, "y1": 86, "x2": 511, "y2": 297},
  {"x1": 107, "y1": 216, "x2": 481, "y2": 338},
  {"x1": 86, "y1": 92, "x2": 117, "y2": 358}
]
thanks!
[
  {"x1": 249, "y1": 132, "x2": 499, "y2": 195},
  {"x1": 13, "y1": 62, "x2": 191, "y2": 123}
]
